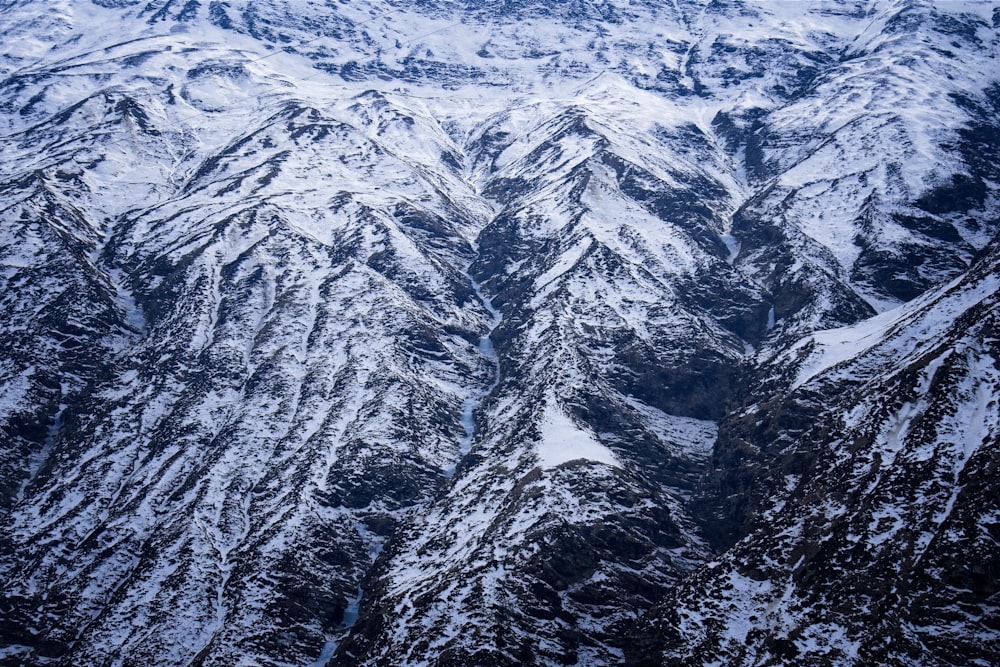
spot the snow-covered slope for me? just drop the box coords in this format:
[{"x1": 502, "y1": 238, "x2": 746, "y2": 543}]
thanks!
[{"x1": 0, "y1": 1, "x2": 997, "y2": 666}]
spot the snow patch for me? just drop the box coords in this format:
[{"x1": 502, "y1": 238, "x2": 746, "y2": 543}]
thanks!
[
  {"x1": 536, "y1": 400, "x2": 619, "y2": 469},
  {"x1": 721, "y1": 233, "x2": 740, "y2": 264}
]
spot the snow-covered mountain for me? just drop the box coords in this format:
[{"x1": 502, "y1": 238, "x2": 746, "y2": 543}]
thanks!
[
  {"x1": 630, "y1": 236, "x2": 1000, "y2": 666},
  {"x1": 0, "y1": 1, "x2": 997, "y2": 665}
]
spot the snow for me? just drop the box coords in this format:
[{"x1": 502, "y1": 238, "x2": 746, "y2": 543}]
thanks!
[
  {"x1": 530, "y1": 237, "x2": 593, "y2": 307},
  {"x1": 107, "y1": 267, "x2": 146, "y2": 331},
  {"x1": 867, "y1": 505, "x2": 906, "y2": 548},
  {"x1": 0, "y1": 365, "x2": 34, "y2": 420},
  {"x1": 789, "y1": 269, "x2": 1000, "y2": 389},
  {"x1": 308, "y1": 639, "x2": 338, "y2": 667},
  {"x1": 720, "y1": 233, "x2": 740, "y2": 263},
  {"x1": 621, "y1": 396, "x2": 717, "y2": 459},
  {"x1": 536, "y1": 399, "x2": 619, "y2": 469},
  {"x1": 793, "y1": 623, "x2": 861, "y2": 661}
]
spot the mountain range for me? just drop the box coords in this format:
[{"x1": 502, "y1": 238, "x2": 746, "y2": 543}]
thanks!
[{"x1": 0, "y1": 1, "x2": 998, "y2": 665}]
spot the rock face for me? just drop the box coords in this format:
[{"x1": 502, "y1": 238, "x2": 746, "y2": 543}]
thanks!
[{"x1": 0, "y1": 1, "x2": 997, "y2": 666}]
